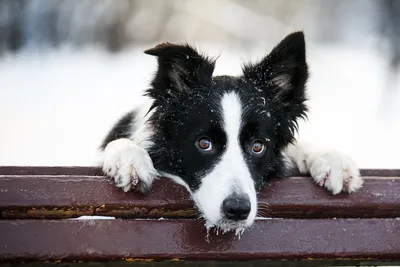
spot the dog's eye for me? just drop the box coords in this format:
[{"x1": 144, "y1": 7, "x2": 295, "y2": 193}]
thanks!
[
  {"x1": 251, "y1": 140, "x2": 265, "y2": 154},
  {"x1": 197, "y1": 137, "x2": 213, "y2": 151}
]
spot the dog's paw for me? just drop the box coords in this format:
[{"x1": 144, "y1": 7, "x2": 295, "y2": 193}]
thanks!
[
  {"x1": 306, "y1": 150, "x2": 363, "y2": 195},
  {"x1": 102, "y1": 138, "x2": 158, "y2": 193}
]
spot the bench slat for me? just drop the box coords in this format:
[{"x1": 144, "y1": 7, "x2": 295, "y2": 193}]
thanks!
[
  {"x1": 1, "y1": 166, "x2": 400, "y2": 177},
  {"x1": 1, "y1": 168, "x2": 399, "y2": 219},
  {"x1": 1, "y1": 218, "x2": 399, "y2": 262}
]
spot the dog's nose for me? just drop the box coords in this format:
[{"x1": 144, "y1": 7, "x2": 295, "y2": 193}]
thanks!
[{"x1": 222, "y1": 196, "x2": 251, "y2": 221}]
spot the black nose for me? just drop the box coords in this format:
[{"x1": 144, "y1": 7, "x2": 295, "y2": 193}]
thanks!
[{"x1": 222, "y1": 196, "x2": 251, "y2": 221}]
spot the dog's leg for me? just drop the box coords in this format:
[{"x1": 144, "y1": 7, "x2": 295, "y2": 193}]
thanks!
[
  {"x1": 286, "y1": 142, "x2": 363, "y2": 194},
  {"x1": 102, "y1": 138, "x2": 158, "y2": 193}
]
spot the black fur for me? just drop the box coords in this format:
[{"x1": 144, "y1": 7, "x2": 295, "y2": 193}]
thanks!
[
  {"x1": 102, "y1": 32, "x2": 309, "y2": 191},
  {"x1": 100, "y1": 112, "x2": 134, "y2": 149}
]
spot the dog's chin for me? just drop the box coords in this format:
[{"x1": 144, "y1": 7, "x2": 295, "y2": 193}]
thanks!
[{"x1": 204, "y1": 219, "x2": 251, "y2": 237}]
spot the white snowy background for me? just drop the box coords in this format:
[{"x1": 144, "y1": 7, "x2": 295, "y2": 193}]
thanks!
[{"x1": 0, "y1": 0, "x2": 399, "y2": 169}]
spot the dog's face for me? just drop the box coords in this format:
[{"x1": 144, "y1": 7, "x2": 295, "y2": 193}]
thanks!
[{"x1": 145, "y1": 32, "x2": 308, "y2": 233}]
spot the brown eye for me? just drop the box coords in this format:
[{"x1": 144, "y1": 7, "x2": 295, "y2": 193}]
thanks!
[
  {"x1": 251, "y1": 140, "x2": 265, "y2": 154},
  {"x1": 197, "y1": 137, "x2": 213, "y2": 151}
]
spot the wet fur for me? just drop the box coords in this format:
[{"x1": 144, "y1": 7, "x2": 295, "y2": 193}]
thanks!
[{"x1": 100, "y1": 32, "x2": 363, "y2": 232}]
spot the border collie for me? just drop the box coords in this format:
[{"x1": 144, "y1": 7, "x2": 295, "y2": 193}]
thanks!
[{"x1": 99, "y1": 32, "x2": 363, "y2": 234}]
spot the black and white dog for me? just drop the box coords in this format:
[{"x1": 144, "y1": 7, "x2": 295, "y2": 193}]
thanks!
[{"x1": 100, "y1": 32, "x2": 363, "y2": 234}]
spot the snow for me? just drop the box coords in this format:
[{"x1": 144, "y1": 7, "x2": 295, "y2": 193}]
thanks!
[
  {"x1": 67, "y1": 215, "x2": 115, "y2": 220},
  {"x1": 0, "y1": 42, "x2": 399, "y2": 168}
]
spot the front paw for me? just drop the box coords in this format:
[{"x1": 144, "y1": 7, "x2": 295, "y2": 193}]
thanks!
[
  {"x1": 306, "y1": 150, "x2": 363, "y2": 195},
  {"x1": 102, "y1": 139, "x2": 158, "y2": 193}
]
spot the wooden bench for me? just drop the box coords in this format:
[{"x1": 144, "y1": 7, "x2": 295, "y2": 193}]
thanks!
[{"x1": 0, "y1": 166, "x2": 399, "y2": 266}]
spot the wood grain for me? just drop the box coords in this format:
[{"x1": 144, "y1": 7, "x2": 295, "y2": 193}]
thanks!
[
  {"x1": 1, "y1": 219, "x2": 399, "y2": 262},
  {"x1": 1, "y1": 167, "x2": 399, "y2": 219}
]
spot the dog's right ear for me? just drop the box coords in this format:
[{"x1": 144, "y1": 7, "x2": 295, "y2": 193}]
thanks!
[{"x1": 144, "y1": 43, "x2": 215, "y2": 101}]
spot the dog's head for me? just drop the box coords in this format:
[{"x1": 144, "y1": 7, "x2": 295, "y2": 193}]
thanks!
[{"x1": 145, "y1": 32, "x2": 308, "y2": 233}]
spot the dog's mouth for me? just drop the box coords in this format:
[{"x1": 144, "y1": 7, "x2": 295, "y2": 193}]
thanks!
[
  {"x1": 192, "y1": 202, "x2": 250, "y2": 236},
  {"x1": 191, "y1": 190, "x2": 256, "y2": 238},
  {"x1": 203, "y1": 218, "x2": 250, "y2": 238},
  {"x1": 191, "y1": 200, "x2": 255, "y2": 238}
]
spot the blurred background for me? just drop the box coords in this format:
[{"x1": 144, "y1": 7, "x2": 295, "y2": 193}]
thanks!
[{"x1": 0, "y1": 0, "x2": 399, "y2": 168}]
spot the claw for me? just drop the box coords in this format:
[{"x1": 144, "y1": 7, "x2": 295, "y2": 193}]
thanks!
[
  {"x1": 342, "y1": 169, "x2": 351, "y2": 192},
  {"x1": 318, "y1": 167, "x2": 330, "y2": 187},
  {"x1": 318, "y1": 177, "x2": 326, "y2": 187},
  {"x1": 131, "y1": 166, "x2": 139, "y2": 187}
]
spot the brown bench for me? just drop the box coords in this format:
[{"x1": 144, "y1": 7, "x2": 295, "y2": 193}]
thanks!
[{"x1": 0, "y1": 166, "x2": 399, "y2": 266}]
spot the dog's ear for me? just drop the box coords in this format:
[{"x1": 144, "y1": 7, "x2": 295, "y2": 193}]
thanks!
[
  {"x1": 144, "y1": 42, "x2": 215, "y2": 100},
  {"x1": 242, "y1": 31, "x2": 308, "y2": 103}
]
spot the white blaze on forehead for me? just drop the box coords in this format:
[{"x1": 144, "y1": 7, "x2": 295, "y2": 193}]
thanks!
[
  {"x1": 192, "y1": 91, "x2": 257, "y2": 231},
  {"x1": 221, "y1": 92, "x2": 243, "y2": 147},
  {"x1": 220, "y1": 92, "x2": 255, "y2": 193}
]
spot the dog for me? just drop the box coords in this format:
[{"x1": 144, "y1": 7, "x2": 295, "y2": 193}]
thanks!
[{"x1": 99, "y1": 31, "x2": 363, "y2": 234}]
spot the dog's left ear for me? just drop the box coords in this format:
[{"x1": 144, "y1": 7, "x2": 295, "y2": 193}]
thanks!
[
  {"x1": 144, "y1": 43, "x2": 215, "y2": 100},
  {"x1": 242, "y1": 31, "x2": 309, "y2": 103}
]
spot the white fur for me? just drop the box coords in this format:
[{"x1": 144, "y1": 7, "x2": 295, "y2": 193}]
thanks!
[
  {"x1": 286, "y1": 141, "x2": 363, "y2": 195},
  {"x1": 192, "y1": 92, "x2": 257, "y2": 232},
  {"x1": 101, "y1": 98, "x2": 159, "y2": 192},
  {"x1": 102, "y1": 138, "x2": 158, "y2": 192},
  {"x1": 100, "y1": 95, "x2": 362, "y2": 233},
  {"x1": 129, "y1": 98, "x2": 156, "y2": 150}
]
